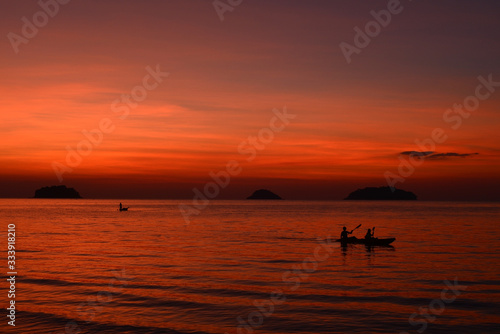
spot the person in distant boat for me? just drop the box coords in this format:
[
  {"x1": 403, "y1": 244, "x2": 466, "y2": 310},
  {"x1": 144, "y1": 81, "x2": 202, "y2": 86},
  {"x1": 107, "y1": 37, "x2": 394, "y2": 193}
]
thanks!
[
  {"x1": 119, "y1": 203, "x2": 122, "y2": 210},
  {"x1": 340, "y1": 226, "x2": 353, "y2": 241},
  {"x1": 365, "y1": 228, "x2": 373, "y2": 240}
]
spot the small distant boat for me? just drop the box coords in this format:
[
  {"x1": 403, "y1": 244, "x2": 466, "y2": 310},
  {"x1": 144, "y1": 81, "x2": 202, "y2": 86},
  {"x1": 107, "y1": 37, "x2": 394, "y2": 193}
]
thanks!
[
  {"x1": 119, "y1": 207, "x2": 129, "y2": 211},
  {"x1": 336, "y1": 237, "x2": 395, "y2": 246}
]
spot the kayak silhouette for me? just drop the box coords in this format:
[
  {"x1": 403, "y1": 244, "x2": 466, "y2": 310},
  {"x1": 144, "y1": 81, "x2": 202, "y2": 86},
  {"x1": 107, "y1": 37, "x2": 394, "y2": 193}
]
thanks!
[
  {"x1": 338, "y1": 224, "x2": 395, "y2": 246},
  {"x1": 336, "y1": 236, "x2": 395, "y2": 246}
]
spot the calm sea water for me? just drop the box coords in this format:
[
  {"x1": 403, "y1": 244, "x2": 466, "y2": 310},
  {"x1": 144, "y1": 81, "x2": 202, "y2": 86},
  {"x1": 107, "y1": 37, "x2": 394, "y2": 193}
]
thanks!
[{"x1": 1, "y1": 199, "x2": 499, "y2": 333}]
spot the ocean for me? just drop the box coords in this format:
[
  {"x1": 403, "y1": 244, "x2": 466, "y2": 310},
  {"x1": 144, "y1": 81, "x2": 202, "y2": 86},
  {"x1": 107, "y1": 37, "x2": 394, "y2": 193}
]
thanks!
[{"x1": 1, "y1": 199, "x2": 499, "y2": 333}]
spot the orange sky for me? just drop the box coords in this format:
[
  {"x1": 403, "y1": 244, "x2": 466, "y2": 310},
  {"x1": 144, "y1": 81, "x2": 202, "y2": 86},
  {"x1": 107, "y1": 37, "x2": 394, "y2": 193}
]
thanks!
[{"x1": 1, "y1": 1, "x2": 500, "y2": 200}]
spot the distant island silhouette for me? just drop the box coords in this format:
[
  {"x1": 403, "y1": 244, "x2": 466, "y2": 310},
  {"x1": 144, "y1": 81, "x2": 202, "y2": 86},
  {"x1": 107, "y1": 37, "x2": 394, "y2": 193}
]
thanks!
[
  {"x1": 344, "y1": 186, "x2": 417, "y2": 200},
  {"x1": 34, "y1": 185, "x2": 82, "y2": 199},
  {"x1": 247, "y1": 189, "x2": 282, "y2": 200}
]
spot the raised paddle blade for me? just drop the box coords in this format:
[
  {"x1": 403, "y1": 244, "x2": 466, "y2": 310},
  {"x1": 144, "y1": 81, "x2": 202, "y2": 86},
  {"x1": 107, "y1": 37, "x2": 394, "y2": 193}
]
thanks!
[{"x1": 351, "y1": 224, "x2": 362, "y2": 233}]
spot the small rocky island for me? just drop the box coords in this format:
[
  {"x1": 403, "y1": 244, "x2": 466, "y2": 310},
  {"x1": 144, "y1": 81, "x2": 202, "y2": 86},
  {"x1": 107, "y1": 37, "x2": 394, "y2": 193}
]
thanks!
[
  {"x1": 247, "y1": 189, "x2": 282, "y2": 200},
  {"x1": 34, "y1": 185, "x2": 82, "y2": 199},
  {"x1": 344, "y1": 186, "x2": 417, "y2": 200}
]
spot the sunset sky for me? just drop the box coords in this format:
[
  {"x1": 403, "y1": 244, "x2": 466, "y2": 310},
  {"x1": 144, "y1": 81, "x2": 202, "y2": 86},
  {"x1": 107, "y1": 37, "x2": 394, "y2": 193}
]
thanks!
[{"x1": 1, "y1": 0, "x2": 499, "y2": 200}]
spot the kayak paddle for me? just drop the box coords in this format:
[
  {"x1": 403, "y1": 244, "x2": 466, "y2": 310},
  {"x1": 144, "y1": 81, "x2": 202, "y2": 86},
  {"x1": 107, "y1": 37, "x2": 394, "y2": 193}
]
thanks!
[{"x1": 351, "y1": 224, "x2": 362, "y2": 233}]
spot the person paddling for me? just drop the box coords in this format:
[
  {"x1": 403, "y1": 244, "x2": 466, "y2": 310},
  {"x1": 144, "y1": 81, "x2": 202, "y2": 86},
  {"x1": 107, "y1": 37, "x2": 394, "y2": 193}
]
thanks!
[
  {"x1": 365, "y1": 227, "x2": 375, "y2": 241},
  {"x1": 340, "y1": 226, "x2": 352, "y2": 241},
  {"x1": 340, "y1": 224, "x2": 361, "y2": 241}
]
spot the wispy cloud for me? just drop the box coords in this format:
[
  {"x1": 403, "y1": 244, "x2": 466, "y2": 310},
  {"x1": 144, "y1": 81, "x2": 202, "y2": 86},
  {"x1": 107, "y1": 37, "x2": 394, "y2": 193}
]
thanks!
[
  {"x1": 401, "y1": 151, "x2": 435, "y2": 157},
  {"x1": 400, "y1": 151, "x2": 479, "y2": 160},
  {"x1": 427, "y1": 152, "x2": 479, "y2": 160}
]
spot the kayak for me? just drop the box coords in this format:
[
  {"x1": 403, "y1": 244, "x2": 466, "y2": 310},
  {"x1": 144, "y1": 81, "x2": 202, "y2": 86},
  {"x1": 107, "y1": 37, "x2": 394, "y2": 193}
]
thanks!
[
  {"x1": 336, "y1": 237, "x2": 395, "y2": 246},
  {"x1": 337, "y1": 237, "x2": 395, "y2": 246}
]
